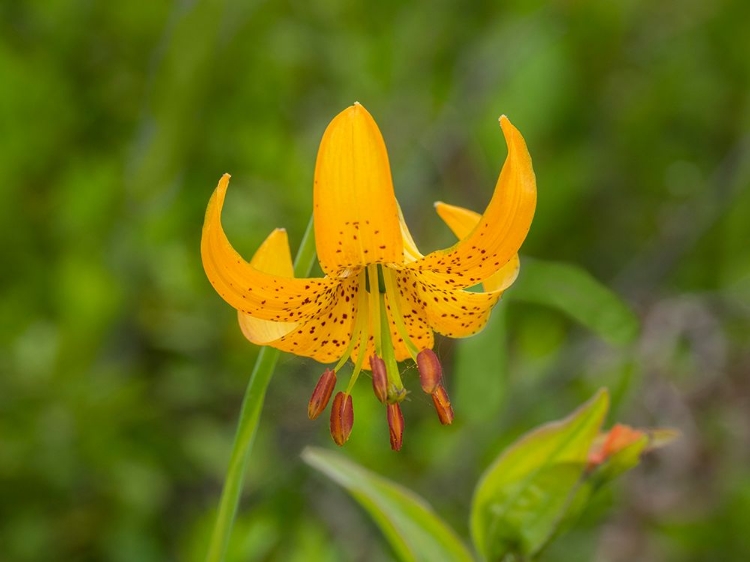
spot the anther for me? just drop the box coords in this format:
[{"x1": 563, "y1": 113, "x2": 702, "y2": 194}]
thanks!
[
  {"x1": 416, "y1": 349, "x2": 442, "y2": 394},
  {"x1": 308, "y1": 368, "x2": 337, "y2": 420},
  {"x1": 330, "y1": 392, "x2": 354, "y2": 446},
  {"x1": 431, "y1": 384, "x2": 454, "y2": 425},
  {"x1": 387, "y1": 403, "x2": 404, "y2": 451},
  {"x1": 371, "y1": 355, "x2": 388, "y2": 403}
]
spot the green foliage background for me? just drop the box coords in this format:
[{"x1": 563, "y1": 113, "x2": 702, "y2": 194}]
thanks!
[{"x1": 1, "y1": 0, "x2": 749, "y2": 560}]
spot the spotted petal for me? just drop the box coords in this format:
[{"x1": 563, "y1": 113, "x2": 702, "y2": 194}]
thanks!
[
  {"x1": 414, "y1": 116, "x2": 536, "y2": 288},
  {"x1": 408, "y1": 270, "x2": 503, "y2": 338},
  {"x1": 313, "y1": 103, "x2": 403, "y2": 276},
  {"x1": 238, "y1": 228, "x2": 299, "y2": 344},
  {"x1": 270, "y1": 277, "x2": 360, "y2": 364},
  {"x1": 201, "y1": 174, "x2": 338, "y2": 322},
  {"x1": 434, "y1": 202, "x2": 520, "y2": 292}
]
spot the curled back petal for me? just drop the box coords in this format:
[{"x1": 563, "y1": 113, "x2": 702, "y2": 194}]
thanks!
[
  {"x1": 434, "y1": 202, "x2": 520, "y2": 293},
  {"x1": 406, "y1": 269, "x2": 502, "y2": 338},
  {"x1": 201, "y1": 174, "x2": 337, "y2": 322},
  {"x1": 238, "y1": 228, "x2": 299, "y2": 344},
  {"x1": 269, "y1": 276, "x2": 360, "y2": 364},
  {"x1": 397, "y1": 201, "x2": 424, "y2": 264},
  {"x1": 313, "y1": 103, "x2": 403, "y2": 276},
  {"x1": 414, "y1": 116, "x2": 536, "y2": 288},
  {"x1": 482, "y1": 254, "x2": 520, "y2": 293},
  {"x1": 238, "y1": 312, "x2": 299, "y2": 345}
]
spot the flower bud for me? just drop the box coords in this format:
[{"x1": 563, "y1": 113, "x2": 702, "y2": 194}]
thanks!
[
  {"x1": 416, "y1": 349, "x2": 442, "y2": 394},
  {"x1": 387, "y1": 403, "x2": 404, "y2": 451},
  {"x1": 370, "y1": 355, "x2": 388, "y2": 404},
  {"x1": 308, "y1": 369, "x2": 337, "y2": 420},
  {"x1": 587, "y1": 424, "x2": 645, "y2": 468},
  {"x1": 330, "y1": 392, "x2": 354, "y2": 446},
  {"x1": 431, "y1": 384, "x2": 454, "y2": 425}
]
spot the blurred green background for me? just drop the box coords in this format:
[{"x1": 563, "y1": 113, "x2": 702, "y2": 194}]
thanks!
[{"x1": 2, "y1": 0, "x2": 749, "y2": 560}]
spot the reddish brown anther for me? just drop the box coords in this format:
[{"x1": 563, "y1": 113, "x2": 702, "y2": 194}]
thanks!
[
  {"x1": 417, "y1": 349, "x2": 442, "y2": 394},
  {"x1": 431, "y1": 384, "x2": 454, "y2": 425},
  {"x1": 330, "y1": 392, "x2": 354, "y2": 446},
  {"x1": 370, "y1": 355, "x2": 388, "y2": 404},
  {"x1": 387, "y1": 403, "x2": 404, "y2": 451},
  {"x1": 308, "y1": 369, "x2": 337, "y2": 420}
]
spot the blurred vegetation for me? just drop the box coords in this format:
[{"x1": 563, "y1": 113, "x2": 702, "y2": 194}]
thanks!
[{"x1": 1, "y1": 0, "x2": 749, "y2": 561}]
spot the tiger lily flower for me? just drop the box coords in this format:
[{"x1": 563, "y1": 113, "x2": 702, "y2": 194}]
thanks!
[{"x1": 201, "y1": 103, "x2": 536, "y2": 449}]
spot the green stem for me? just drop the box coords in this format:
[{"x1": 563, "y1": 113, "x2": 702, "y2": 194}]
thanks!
[{"x1": 205, "y1": 215, "x2": 316, "y2": 562}]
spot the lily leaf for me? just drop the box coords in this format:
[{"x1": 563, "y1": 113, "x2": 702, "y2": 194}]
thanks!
[
  {"x1": 470, "y1": 389, "x2": 609, "y2": 561},
  {"x1": 302, "y1": 447, "x2": 475, "y2": 562},
  {"x1": 507, "y1": 257, "x2": 639, "y2": 345}
]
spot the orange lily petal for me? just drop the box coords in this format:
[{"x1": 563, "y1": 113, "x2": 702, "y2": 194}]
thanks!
[
  {"x1": 414, "y1": 116, "x2": 536, "y2": 288},
  {"x1": 238, "y1": 228, "x2": 299, "y2": 344},
  {"x1": 397, "y1": 201, "x2": 424, "y2": 264},
  {"x1": 267, "y1": 277, "x2": 360, "y2": 364},
  {"x1": 313, "y1": 103, "x2": 403, "y2": 276},
  {"x1": 201, "y1": 174, "x2": 337, "y2": 322},
  {"x1": 405, "y1": 269, "x2": 502, "y2": 338},
  {"x1": 483, "y1": 255, "x2": 520, "y2": 293},
  {"x1": 434, "y1": 202, "x2": 520, "y2": 292}
]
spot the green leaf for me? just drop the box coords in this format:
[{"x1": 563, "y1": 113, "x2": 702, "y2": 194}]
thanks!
[
  {"x1": 302, "y1": 447, "x2": 475, "y2": 562},
  {"x1": 470, "y1": 389, "x2": 610, "y2": 561},
  {"x1": 507, "y1": 257, "x2": 639, "y2": 345}
]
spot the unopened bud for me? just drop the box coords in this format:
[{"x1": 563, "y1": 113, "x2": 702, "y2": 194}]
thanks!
[
  {"x1": 431, "y1": 384, "x2": 454, "y2": 425},
  {"x1": 587, "y1": 424, "x2": 645, "y2": 468},
  {"x1": 387, "y1": 403, "x2": 404, "y2": 451},
  {"x1": 370, "y1": 355, "x2": 388, "y2": 404},
  {"x1": 416, "y1": 349, "x2": 442, "y2": 394},
  {"x1": 308, "y1": 369, "x2": 337, "y2": 420},
  {"x1": 330, "y1": 392, "x2": 354, "y2": 446}
]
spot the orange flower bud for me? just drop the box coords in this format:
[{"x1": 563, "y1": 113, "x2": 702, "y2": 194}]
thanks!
[
  {"x1": 308, "y1": 369, "x2": 337, "y2": 420},
  {"x1": 370, "y1": 355, "x2": 388, "y2": 404},
  {"x1": 588, "y1": 424, "x2": 645, "y2": 467},
  {"x1": 431, "y1": 384, "x2": 454, "y2": 425},
  {"x1": 387, "y1": 403, "x2": 404, "y2": 451},
  {"x1": 416, "y1": 349, "x2": 442, "y2": 394},
  {"x1": 330, "y1": 392, "x2": 354, "y2": 446}
]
